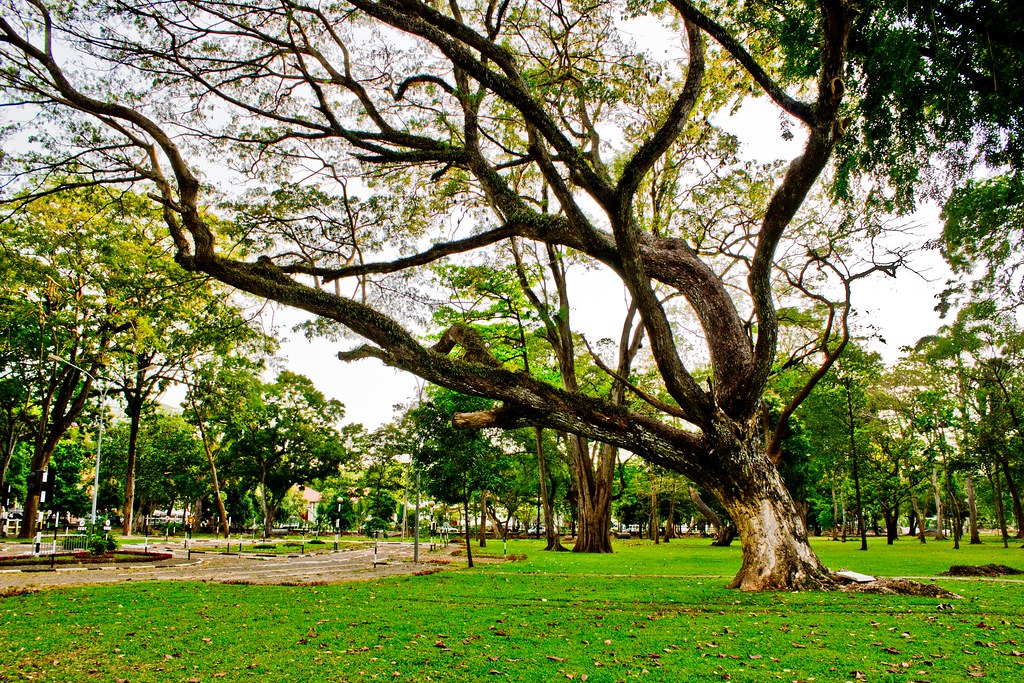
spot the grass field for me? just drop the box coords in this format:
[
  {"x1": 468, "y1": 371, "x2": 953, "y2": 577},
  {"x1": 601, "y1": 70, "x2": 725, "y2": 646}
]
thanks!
[{"x1": 2, "y1": 535, "x2": 1022, "y2": 682}]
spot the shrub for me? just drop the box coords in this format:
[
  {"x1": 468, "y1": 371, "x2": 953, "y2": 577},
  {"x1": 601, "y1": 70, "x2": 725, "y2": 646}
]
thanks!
[{"x1": 86, "y1": 534, "x2": 118, "y2": 556}]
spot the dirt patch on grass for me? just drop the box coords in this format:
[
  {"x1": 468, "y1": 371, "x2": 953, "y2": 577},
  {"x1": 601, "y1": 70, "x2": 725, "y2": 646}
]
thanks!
[
  {"x1": 941, "y1": 564, "x2": 1023, "y2": 577},
  {"x1": 840, "y1": 577, "x2": 961, "y2": 598}
]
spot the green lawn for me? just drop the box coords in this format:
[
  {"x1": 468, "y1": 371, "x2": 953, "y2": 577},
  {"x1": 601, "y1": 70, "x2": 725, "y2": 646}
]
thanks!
[{"x1": 2, "y1": 535, "x2": 1022, "y2": 682}]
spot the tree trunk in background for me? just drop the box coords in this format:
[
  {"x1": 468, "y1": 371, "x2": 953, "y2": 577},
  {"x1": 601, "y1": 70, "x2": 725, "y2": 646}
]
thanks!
[
  {"x1": 534, "y1": 428, "x2": 566, "y2": 551},
  {"x1": 463, "y1": 497, "x2": 474, "y2": 568},
  {"x1": 831, "y1": 484, "x2": 839, "y2": 540},
  {"x1": 260, "y1": 480, "x2": 273, "y2": 539},
  {"x1": 663, "y1": 479, "x2": 678, "y2": 542},
  {"x1": 944, "y1": 463, "x2": 962, "y2": 549},
  {"x1": 846, "y1": 389, "x2": 867, "y2": 552},
  {"x1": 650, "y1": 481, "x2": 659, "y2": 544},
  {"x1": 689, "y1": 485, "x2": 735, "y2": 547},
  {"x1": 123, "y1": 407, "x2": 142, "y2": 536},
  {"x1": 840, "y1": 488, "x2": 848, "y2": 542},
  {"x1": 965, "y1": 476, "x2": 981, "y2": 544},
  {"x1": 999, "y1": 457, "x2": 1024, "y2": 538},
  {"x1": 191, "y1": 400, "x2": 230, "y2": 538},
  {"x1": 568, "y1": 435, "x2": 613, "y2": 553},
  {"x1": 909, "y1": 495, "x2": 927, "y2": 544},
  {"x1": 930, "y1": 466, "x2": 945, "y2": 540},
  {"x1": 478, "y1": 491, "x2": 487, "y2": 547},
  {"x1": 882, "y1": 504, "x2": 898, "y2": 545},
  {"x1": 988, "y1": 466, "x2": 1010, "y2": 548}
]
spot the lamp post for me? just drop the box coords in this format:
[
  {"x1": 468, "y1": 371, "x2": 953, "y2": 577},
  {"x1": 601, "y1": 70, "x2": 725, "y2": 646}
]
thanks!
[
  {"x1": 48, "y1": 355, "x2": 108, "y2": 535},
  {"x1": 334, "y1": 497, "x2": 343, "y2": 551}
]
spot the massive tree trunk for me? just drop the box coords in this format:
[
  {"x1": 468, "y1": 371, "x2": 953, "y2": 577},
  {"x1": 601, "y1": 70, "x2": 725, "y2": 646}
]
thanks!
[
  {"x1": 698, "y1": 438, "x2": 832, "y2": 591},
  {"x1": 569, "y1": 437, "x2": 614, "y2": 553}
]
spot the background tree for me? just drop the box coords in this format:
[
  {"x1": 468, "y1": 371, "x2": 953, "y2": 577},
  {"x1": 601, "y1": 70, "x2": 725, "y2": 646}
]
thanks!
[
  {"x1": 357, "y1": 422, "x2": 407, "y2": 534},
  {"x1": 0, "y1": 188, "x2": 146, "y2": 536},
  {"x1": 224, "y1": 371, "x2": 353, "y2": 538},
  {"x1": 104, "y1": 413, "x2": 208, "y2": 529},
  {"x1": 411, "y1": 390, "x2": 507, "y2": 568}
]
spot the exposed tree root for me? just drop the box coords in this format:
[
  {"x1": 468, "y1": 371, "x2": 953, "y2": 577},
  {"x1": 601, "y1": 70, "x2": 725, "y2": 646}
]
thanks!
[{"x1": 838, "y1": 576, "x2": 961, "y2": 598}]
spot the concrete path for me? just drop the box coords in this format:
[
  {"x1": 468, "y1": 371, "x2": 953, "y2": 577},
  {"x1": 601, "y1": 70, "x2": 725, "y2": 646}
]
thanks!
[{"x1": 0, "y1": 539, "x2": 446, "y2": 591}]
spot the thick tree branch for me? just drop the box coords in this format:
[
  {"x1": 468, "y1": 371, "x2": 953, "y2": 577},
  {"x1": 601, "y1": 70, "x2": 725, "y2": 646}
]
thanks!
[{"x1": 667, "y1": 0, "x2": 816, "y2": 125}]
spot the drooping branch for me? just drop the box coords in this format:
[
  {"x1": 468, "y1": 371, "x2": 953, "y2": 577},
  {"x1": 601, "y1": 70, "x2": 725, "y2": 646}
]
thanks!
[
  {"x1": 581, "y1": 336, "x2": 688, "y2": 420},
  {"x1": 767, "y1": 255, "x2": 901, "y2": 462},
  {"x1": 285, "y1": 224, "x2": 520, "y2": 281}
]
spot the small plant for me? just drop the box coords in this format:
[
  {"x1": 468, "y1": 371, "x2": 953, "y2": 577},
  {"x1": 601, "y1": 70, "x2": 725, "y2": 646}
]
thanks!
[{"x1": 86, "y1": 534, "x2": 118, "y2": 556}]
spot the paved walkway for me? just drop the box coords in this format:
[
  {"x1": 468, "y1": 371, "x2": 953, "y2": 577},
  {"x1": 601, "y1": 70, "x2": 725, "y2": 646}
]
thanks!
[{"x1": 0, "y1": 538, "x2": 447, "y2": 591}]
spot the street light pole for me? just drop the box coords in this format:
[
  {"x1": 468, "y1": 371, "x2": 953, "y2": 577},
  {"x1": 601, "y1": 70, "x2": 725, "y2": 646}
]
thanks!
[
  {"x1": 48, "y1": 355, "x2": 108, "y2": 535},
  {"x1": 89, "y1": 381, "x2": 108, "y2": 535}
]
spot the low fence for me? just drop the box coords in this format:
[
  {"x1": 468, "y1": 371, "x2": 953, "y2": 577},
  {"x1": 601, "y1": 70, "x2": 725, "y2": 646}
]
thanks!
[{"x1": 58, "y1": 533, "x2": 90, "y2": 551}]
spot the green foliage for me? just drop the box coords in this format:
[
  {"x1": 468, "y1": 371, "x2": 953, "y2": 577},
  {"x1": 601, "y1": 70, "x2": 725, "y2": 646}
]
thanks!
[
  {"x1": 221, "y1": 370, "x2": 354, "y2": 533},
  {"x1": 941, "y1": 172, "x2": 1024, "y2": 306},
  {"x1": 355, "y1": 423, "x2": 410, "y2": 532},
  {"x1": 86, "y1": 533, "x2": 117, "y2": 556},
  {"x1": 48, "y1": 439, "x2": 90, "y2": 516},
  {"x1": 410, "y1": 390, "x2": 508, "y2": 511},
  {"x1": 844, "y1": 0, "x2": 1024, "y2": 206},
  {"x1": 105, "y1": 414, "x2": 208, "y2": 514}
]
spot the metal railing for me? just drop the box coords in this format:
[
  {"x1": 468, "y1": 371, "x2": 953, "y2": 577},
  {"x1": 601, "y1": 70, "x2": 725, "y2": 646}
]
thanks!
[{"x1": 58, "y1": 533, "x2": 90, "y2": 551}]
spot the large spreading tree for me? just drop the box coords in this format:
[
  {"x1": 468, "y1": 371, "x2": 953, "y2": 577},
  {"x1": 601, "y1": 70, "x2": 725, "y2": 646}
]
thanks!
[{"x1": 1, "y1": 0, "x2": 1014, "y2": 589}]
